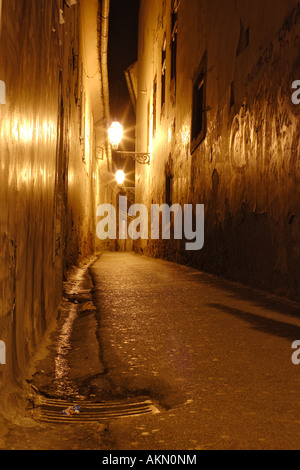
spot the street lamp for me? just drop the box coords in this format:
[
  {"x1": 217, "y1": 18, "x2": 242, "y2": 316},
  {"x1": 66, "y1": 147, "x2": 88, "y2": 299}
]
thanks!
[
  {"x1": 116, "y1": 170, "x2": 125, "y2": 186},
  {"x1": 108, "y1": 121, "x2": 123, "y2": 150},
  {"x1": 108, "y1": 121, "x2": 150, "y2": 165}
]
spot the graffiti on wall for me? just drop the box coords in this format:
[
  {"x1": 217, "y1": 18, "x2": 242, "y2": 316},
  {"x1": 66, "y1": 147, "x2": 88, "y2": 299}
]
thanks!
[{"x1": 229, "y1": 103, "x2": 253, "y2": 170}]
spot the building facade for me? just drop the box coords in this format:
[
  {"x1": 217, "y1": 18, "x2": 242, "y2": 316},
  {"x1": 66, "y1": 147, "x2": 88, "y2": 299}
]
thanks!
[
  {"x1": 135, "y1": 0, "x2": 300, "y2": 301},
  {"x1": 0, "y1": 0, "x2": 115, "y2": 412}
]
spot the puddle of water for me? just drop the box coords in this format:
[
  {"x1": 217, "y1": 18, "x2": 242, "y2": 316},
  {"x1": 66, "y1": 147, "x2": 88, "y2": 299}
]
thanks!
[
  {"x1": 53, "y1": 302, "x2": 80, "y2": 397},
  {"x1": 53, "y1": 265, "x2": 92, "y2": 399}
]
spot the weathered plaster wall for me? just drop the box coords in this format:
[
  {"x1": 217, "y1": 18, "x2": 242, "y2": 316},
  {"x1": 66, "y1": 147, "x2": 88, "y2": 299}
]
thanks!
[
  {"x1": 0, "y1": 0, "x2": 109, "y2": 416},
  {"x1": 136, "y1": 0, "x2": 300, "y2": 300}
]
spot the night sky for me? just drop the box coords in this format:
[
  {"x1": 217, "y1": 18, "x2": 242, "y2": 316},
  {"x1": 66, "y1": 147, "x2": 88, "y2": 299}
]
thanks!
[
  {"x1": 108, "y1": 0, "x2": 140, "y2": 126},
  {"x1": 108, "y1": 0, "x2": 140, "y2": 181}
]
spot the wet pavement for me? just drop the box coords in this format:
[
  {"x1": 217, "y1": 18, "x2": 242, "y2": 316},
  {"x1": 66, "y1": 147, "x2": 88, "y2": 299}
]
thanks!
[
  {"x1": 90, "y1": 252, "x2": 300, "y2": 450},
  {"x1": 2, "y1": 251, "x2": 300, "y2": 450}
]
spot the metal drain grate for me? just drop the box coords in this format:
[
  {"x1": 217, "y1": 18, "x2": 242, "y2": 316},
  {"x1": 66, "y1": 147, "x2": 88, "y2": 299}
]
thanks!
[{"x1": 34, "y1": 397, "x2": 160, "y2": 424}]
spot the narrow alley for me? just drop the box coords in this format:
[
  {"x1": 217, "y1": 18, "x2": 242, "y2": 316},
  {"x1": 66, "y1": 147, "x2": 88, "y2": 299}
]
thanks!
[{"x1": 1, "y1": 0, "x2": 300, "y2": 453}]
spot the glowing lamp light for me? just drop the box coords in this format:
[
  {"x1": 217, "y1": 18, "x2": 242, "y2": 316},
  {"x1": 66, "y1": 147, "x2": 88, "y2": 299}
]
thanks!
[
  {"x1": 108, "y1": 121, "x2": 123, "y2": 150},
  {"x1": 116, "y1": 170, "x2": 125, "y2": 186},
  {"x1": 108, "y1": 121, "x2": 150, "y2": 165}
]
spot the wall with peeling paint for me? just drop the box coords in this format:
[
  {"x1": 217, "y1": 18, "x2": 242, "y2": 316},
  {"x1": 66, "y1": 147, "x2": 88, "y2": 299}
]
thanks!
[
  {"x1": 0, "y1": 0, "x2": 111, "y2": 415},
  {"x1": 135, "y1": 0, "x2": 300, "y2": 301}
]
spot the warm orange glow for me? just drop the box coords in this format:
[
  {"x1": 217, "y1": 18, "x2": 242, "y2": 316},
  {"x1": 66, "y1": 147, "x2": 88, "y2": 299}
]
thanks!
[
  {"x1": 108, "y1": 121, "x2": 123, "y2": 149},
  {"x1": 116, "y1": 169, "x2": 125, "y2": 186}
]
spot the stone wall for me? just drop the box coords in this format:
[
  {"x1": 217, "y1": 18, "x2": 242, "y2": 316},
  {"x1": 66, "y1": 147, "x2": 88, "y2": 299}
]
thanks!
[
  {"x1": 0, "y1": 0, "x2": 110, "y2": 416},
  {"x1": 135, "y1": 0, "x2": 300, "y2": 301}
]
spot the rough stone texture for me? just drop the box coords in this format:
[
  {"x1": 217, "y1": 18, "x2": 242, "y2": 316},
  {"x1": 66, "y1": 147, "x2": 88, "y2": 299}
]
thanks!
[
  {"x1": 0, "y1": 0, "x2": 110, "y2": 418},
  {"x1": 135, "y1": 0, "x2": 300, "y2": 301}
]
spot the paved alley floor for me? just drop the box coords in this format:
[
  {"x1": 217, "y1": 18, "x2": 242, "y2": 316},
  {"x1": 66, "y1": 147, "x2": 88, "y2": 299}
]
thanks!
[
  {"x1": 2, "y1": 251, "x2": 300, "y2": 450},
  {"x1": 90, "y1": 252, "x2": 300, "y2": 450}
]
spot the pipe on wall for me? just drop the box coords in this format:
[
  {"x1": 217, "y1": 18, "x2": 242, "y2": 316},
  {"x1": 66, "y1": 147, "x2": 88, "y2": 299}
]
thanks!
[{"x1": 98, "y1": 0, "x2": 110, "y2": 123}]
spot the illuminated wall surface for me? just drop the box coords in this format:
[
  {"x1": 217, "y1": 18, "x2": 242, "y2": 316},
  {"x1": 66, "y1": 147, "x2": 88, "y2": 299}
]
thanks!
[
  {"x1": 0, "y1": 0, "x2": 299, "y2": 418},
  {"x1": 0, "y1": 0, "x2": 114, "y2": 401},
  {"x1": 135, "y1": 0, "x2": 300, "y2": 301}
]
